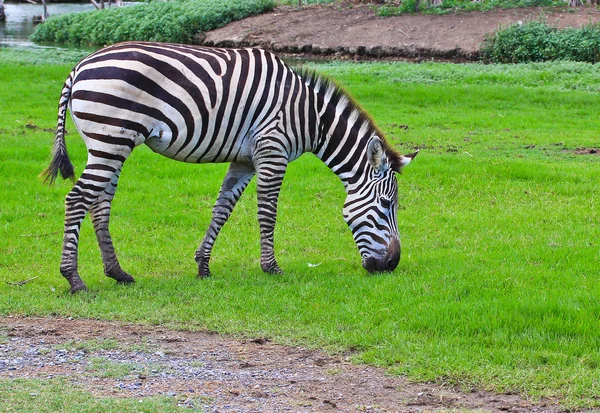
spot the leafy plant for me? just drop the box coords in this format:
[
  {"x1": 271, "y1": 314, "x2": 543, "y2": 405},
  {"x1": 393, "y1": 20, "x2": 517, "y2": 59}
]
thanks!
[
  {"x1": 378, "y1": 0, "x2": 565, "y2": 16},
  {"x1": 31, "y1": 0, "x2": 275, "y2": 46},
  {"x1": 481, "y1": 20, "x2": 600, "y2": 63}
]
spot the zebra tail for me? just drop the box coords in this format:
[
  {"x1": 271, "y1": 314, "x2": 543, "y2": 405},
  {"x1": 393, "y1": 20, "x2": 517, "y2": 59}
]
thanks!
[{"x1": 41, "y1": 72, "x2": 75, "y2": 185}]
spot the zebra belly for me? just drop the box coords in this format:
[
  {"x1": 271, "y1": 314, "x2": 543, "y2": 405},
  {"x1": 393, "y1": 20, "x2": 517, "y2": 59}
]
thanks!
[
  {"x1": 70, "y1": 78, "x2": 251, "y2": 164},
  {"x1": 143, "y1": 121, "x2": 255, "y2": 164}
]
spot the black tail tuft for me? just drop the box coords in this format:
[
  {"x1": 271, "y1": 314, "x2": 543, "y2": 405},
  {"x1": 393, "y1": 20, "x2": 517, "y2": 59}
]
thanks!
[
  {"x1": 41, "y1": 72, "x2": 75, "y2": 186},
  {"x1": 41, "y1": 141, "x2": 75, "y2": 185}
]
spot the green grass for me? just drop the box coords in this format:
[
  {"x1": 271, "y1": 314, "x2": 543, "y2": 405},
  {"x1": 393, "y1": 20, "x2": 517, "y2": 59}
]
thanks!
[
  {"x1": 0, "y1": 379, "x2": 186, "y2": 412},
  {"x1": 377, "y1": 0, "x2": 566, "y2": 16},
  {"x1": 279, "y1": 0, "x2": 567, "y2": 14},
  {"x1": 1, "y1": 50, "x2": 600, "y2": 409}
]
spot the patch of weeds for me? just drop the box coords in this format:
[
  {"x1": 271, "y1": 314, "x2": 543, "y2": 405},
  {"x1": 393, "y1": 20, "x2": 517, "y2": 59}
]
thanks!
[
  {"x1": 377, "y1": 0, "x2": 565, "y2": 16},
  {"x1": 129, "y1": 337, "x2": 157, "y2": 353},
  {"x1": 59, "y1": 338, "x2": 120, "y2": 352},
  {"x1": 86, "y1": 357, "x2": 138, "y2": 379},
  {"x1": 0, "y1": 327, "x2": 8, "y2": 344},
  {"x1": 187, "y1": 361, "x2": 206, "y2": 368},
  {"x1": 177, "y1": 394, "x2": 213, "y2": 409},
  {"x1": 0, "y1": 378, "x2": 181, "y2": 412}
]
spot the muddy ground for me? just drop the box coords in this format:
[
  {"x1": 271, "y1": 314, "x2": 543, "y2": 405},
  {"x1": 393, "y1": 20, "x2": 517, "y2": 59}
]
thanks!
[
  {"x1": 1, "y1": 316, "x2": 568, "y2": 412},
  {"x1": 201, "y1": 3, "x2": 600, "y2": 61}
]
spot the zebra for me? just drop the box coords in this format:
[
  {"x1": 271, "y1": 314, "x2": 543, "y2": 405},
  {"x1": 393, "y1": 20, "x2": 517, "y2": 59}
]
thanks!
[{"x1": 43, "y1": 41, "x2": 418, "y2": 293}]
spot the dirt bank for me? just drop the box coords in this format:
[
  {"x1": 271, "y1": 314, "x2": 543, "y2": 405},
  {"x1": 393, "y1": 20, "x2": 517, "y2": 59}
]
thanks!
[
  {"x1": 200, "y1": 3, "x2": 600, "y2": 61},
  {"x1": 1, "y1": 316, "x2": 567, "y2": 412}
]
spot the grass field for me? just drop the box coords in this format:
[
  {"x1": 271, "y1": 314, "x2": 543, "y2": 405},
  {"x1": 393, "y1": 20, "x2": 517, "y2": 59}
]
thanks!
[{"x1": 1, "y1": 48, "x2": 599, "y2": 409}]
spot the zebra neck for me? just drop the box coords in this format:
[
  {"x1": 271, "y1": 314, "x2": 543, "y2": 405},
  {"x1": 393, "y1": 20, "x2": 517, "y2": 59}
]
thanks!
[{"x1": 312, "y1": 90, "x2": 374, "y2": 191}]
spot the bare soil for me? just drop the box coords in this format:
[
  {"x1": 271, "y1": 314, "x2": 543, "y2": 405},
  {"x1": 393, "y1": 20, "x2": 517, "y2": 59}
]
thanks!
[
  {"x1": 1, "y1": 316, "x2": 568, "y2": 412},
  {"x1": 200, "y1": 3, "x2": 600, "y2": 61}
]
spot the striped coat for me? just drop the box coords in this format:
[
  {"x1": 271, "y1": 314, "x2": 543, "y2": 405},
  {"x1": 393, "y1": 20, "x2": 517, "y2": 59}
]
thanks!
[{"x1": 44, "y1": 42, "x2": 417, "y2": 293}]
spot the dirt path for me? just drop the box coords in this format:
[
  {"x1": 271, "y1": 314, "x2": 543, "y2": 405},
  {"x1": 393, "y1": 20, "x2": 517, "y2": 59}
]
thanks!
[
  {"x1": 1, "y1": 316, "x2": 566, "y2": 412},
  {"x1": 200, "y1": 3, "x2": 600, "y2": 61}
]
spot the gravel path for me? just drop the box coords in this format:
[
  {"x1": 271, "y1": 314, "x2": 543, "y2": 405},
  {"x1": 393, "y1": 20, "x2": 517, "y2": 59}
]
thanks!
[{"x1": 0, "y1": 316, "x2": 568, "y2": 412}]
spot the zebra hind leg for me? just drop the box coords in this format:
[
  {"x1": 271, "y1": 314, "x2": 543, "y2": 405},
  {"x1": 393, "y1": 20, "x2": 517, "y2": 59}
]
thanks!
[
  {"x1": 90, "y1": 175, "x2": 135, "y2": 285},
  {"x1": 195, "y1": 162, "x2": 255, "y2": 278},
  {"x1": 60, "y1": 152, "x2": 131, "y2": 293}
]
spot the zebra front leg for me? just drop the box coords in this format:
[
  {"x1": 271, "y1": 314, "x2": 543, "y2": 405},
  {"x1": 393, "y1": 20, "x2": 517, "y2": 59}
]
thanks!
[
  {"x1": 253, "y1": 141, "x2": 289, "y2": 275},
  {"x1": 90, "y1": 181, "x2": 135, "y2": 285},
  {"x1": 195, "y1": 162, "x2": 255, "y2": 278}
]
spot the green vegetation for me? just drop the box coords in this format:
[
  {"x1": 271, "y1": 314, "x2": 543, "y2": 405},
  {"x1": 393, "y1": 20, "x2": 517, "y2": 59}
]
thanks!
[
  {"x1": 377, "y1": 0, "x2": 564, "y2": 16},
  {"x1": 482, "y1": 20, "x2": 600, "y2": 63},
  {"x1": 278, "y1": 0, "x2": 565, "y2": 14},
  {"x1": 31, "y1": 0, "x2": 275, "y2": 46},
  {"x1": 0, "y1": 379, "x2": 184, "y2": 412},
  {"x1": 2, "y1": 49, "x2": 600, "y2": 409}
]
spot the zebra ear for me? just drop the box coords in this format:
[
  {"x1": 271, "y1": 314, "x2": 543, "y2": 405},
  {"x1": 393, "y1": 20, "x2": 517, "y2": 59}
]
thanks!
[
  {"x1": 367, "y1": 138, "x2": 384, "y2": 171},
  {"x1": 391, "y1": 150, "x2": 419, "y2": 173}
]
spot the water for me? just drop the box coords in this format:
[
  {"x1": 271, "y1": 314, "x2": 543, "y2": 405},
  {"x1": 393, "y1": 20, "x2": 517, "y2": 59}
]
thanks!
[{"x1": 0, "y1": 2, "x2": 95, "y2": 48}]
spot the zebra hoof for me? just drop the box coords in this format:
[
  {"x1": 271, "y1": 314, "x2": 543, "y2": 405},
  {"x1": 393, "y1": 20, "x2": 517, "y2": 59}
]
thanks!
[
  {"x1": 64, "y1": 274, "x2": 88, "y2": 294},
  {"x1": 197, "y1": 260, "x2": 211, "y2": 278},
  {"x1": 262, "y1": 264, "x2": 283, "y2": 275},
  {"x1": 106, "y1": 269, "x2": 135, "y2": 284},
  {"x1": 69, "y1": 281, "x2": 88, "y2": 294}
]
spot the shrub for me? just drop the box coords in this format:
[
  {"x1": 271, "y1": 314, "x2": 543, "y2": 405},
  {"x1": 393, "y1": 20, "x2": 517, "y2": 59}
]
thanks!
[
  {"x1": 31, "y1": 0, "x2": 275, "y2": 46},
  {"x1": 481, "y1": 21, "x2": 600, "y2": 63},
  {"x1": 377, "y1": 0, "x2": 563, "y2": 16}
]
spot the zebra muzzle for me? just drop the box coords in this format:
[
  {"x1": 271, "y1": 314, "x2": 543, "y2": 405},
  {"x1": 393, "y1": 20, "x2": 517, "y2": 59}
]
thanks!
[{"x1": 362, "y1": 238, "x2": 400, "y2": 273}]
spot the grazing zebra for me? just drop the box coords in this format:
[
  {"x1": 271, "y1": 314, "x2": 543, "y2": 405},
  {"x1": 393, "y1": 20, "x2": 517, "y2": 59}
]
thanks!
[{"x1": 43, "y1": 41, "x2": 418, "y2": 293}]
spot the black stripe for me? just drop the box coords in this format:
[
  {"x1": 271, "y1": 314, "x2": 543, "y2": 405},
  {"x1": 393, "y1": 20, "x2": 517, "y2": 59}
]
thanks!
[
  {"x1": 83, "y1": 132, "x2": 136, "y2": 150},
  {"x1": 73, "y1": 111, "x2": 149, "y2": 138},
  {"x1": 88, "y1": 149, "x2": 127, "y2": 163}
]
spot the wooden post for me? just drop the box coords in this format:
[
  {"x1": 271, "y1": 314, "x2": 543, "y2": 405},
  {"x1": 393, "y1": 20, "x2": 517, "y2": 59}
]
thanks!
[
  {"x1": 0, "y1": 0, "x2": 6, "y2": 22},
  {"x1": 90, "y1": 0, "x2": 102, "y2": 10}
]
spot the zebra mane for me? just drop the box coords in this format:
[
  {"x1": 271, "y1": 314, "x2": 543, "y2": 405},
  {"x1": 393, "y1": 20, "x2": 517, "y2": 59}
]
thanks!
[{"x1": 296, "y1": 66, "x2": 405, "y2": 171}]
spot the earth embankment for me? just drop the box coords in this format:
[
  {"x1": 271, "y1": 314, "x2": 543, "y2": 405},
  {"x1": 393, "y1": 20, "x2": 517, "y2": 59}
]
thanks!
[{"x1": 200, "y1": 3, "x2": 600, "y2": 61}]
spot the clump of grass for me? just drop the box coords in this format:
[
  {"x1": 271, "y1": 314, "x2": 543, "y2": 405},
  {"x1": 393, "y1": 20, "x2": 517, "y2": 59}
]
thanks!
[
  {"x1": 0, "y1": 378, "x2": 179, "y2": 412},
  {"x1": 378, "y1": 0, "x2": 564, "y2": 16},
  {"x1": 481, "y1": 20, "x2": 600, "y2": 63},
  {"x1": 31, "y1": 0, "x2": 275, "y2": 46}
]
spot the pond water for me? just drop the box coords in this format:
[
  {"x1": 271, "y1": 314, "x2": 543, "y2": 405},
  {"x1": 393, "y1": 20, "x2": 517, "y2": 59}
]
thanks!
[{"x1": 0, "y1": 2, "x2": 95, "y2": 48}]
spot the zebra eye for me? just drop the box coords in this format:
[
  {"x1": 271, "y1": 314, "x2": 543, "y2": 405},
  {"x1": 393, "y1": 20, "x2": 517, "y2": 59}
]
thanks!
[{"x1": 380, "y1": 197, "x2": 392, "y2": 209}]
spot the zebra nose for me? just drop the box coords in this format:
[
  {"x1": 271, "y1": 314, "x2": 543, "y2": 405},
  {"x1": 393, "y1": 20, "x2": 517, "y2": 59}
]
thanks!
[
  {"x1": 384, "y1": 238, "x2": 400, "y2": 271},
  {"x1": 362, "y1": 238, "x2": 401, "y2": 273}
]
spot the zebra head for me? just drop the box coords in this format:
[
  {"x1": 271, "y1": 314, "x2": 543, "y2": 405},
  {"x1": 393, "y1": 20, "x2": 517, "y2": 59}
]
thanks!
[{"x1": 343, "y1": 137, "x2": 417, "y2": 273}]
